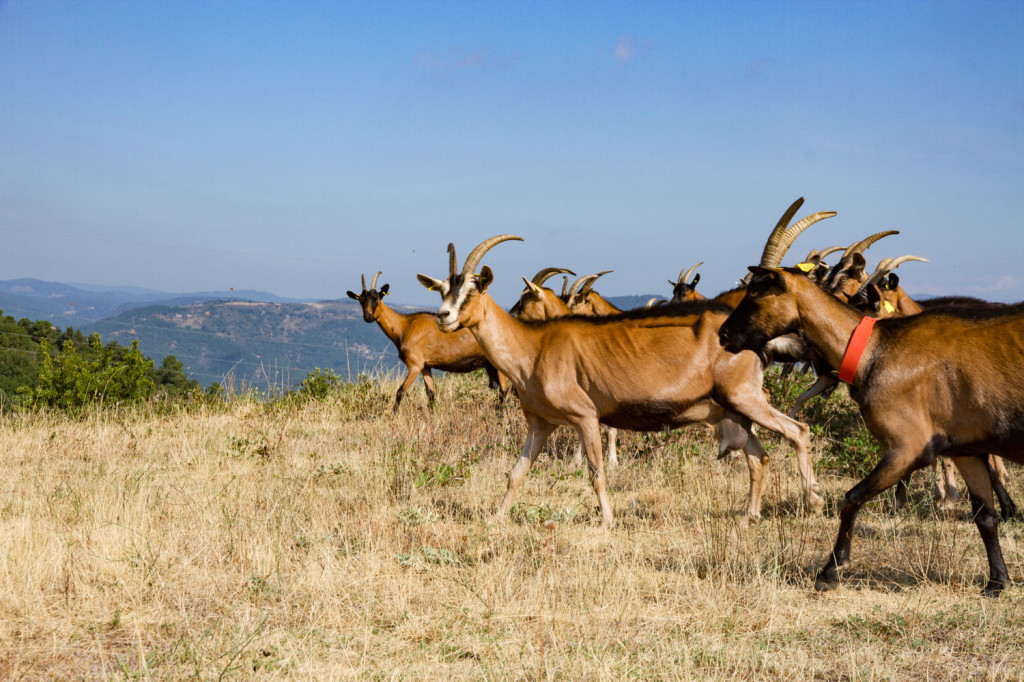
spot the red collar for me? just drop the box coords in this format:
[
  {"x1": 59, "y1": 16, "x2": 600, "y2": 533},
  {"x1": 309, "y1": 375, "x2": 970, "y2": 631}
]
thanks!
[{"x1": 838, "y1": 317, "x2": 876, "y2": 384}]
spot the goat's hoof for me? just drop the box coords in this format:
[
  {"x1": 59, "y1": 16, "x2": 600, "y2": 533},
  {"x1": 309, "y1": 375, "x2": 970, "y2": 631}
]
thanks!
[
  {"x1": 813, "y1": 573, "x2": 838, "y2": 592},
  {"x1": 982, "y1": 580, "x2": 1006, "y2": 598},
  {"x1": 806, "y1": 494, "x2": 826, "y2": 515}
]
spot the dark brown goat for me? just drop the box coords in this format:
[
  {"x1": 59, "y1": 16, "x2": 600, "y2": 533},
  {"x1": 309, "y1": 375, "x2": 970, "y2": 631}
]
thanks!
[
  {"x1": 347, "y1": 272, "x2": 508, "y2": 413},
  {"x1": 719, "y1": 267, "x2": 1024, "y2": 596}
]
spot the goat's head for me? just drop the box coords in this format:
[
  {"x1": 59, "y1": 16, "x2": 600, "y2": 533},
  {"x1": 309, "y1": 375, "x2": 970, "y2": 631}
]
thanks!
[
  {"x1": 417, "y1": 235, "x2": 523, "y2": 332},
  {"x1": 566, "y1": 271, "x2": 612, "y2": 315},
  {"x1": 719, "y1": 267, "x2": 804, "y2": 356},
  {"x1": 514, "y1": 267, "x2": 574, "y2": 322},
  {"x1": 846, "y1": 255, "x2": 930, "y2": 315},
  {"x1": 824, "y1": 230, "x2": 899, "y2": 299},
  {"x1": 669, "y1": 262, "x2": 704, "y2": 303},
  {"x1": 346, "y1": 271, "x2": 390, "y2": 323}
]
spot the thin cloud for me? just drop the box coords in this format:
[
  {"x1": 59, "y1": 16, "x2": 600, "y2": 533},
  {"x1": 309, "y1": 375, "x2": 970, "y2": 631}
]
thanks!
[
  {"x1": 415, "y1": 48, "x2": 491, "y2": 72},
  {"x1": 614, "y1": 34, "x2": 637, "y2": 66},
  {"x1": 743, "y1": 58, "x2": 773, "y2": 80}
]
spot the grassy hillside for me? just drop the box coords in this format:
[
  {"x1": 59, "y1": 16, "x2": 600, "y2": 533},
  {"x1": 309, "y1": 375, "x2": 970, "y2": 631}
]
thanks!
[{"x1": 1, "y1": 371, "x2": 1022, "y2": 678}]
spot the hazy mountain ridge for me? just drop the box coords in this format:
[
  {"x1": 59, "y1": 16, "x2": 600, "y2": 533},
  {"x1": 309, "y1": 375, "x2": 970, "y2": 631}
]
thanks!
[
  {"x1": 0, "y1": 278, "x2": 308, "y2": 325},
  {"x1": 84, "y1": 299, "x2": 417, "y2": 389}
]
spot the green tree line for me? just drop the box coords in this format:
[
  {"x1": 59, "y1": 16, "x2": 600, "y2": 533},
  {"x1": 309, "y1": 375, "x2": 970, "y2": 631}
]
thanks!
[{"x1": 0, "y1": 310, "x2": 199, "y2": 411}]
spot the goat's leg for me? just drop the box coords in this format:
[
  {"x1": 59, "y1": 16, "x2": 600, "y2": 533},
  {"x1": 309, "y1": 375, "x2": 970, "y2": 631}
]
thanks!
[
  {"x1": 573, "y1": 426, "x2": 617, "y2": 468},
  {"x1": 712, "y1": 415, "x2": 767, "y2": 524},
  {"x1": 722, "y1": 385, "x2": 823, "y2": 514},
  {"x1": 421, "y1": 368, "x2": 436, "y2": 408},
  {"x1": 788, "y1": 374, "x2": 837, "y2": 418},
  {"x1": 741, "y1": 429, "x2": 771, "y2": 526},
  {"x1": 934, "y1": 457, "x2": 960, "y2": 513},
  {"x1": 606, "y1": 428, "x2": 618, "y2": 467},
  {"x1": 394, "y1": 365, "x2": 422, "y2": 414},
  {"x1": 485, "y1": 364, "x2": 510, "y2": 406},
  {"x1": 815, "y1": 451, "x2": 919, "y2": 592},
  {"x1": 493, "y1": 413, "x2": 556, "y2": 524},
  {"x1": 988, "y1": 455, "x2": 1019, "y2": 521},
  {"x1": 950, "y1": 455, "x2": 1009, "y2": 597},
  {"x1": 894, "y1": 473, "x2": 911, "y2": 510},
  {"x1": 576, "y1": 417, "x2": 614, "y2": 529}
]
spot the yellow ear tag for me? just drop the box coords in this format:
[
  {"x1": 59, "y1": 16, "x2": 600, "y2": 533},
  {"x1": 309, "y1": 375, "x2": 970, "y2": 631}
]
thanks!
[
  {"x1": 428, "y1": 284, "x2": 438, "y2": 291},
  {"x1": 883, "y1": 301, "x2": 895, "y2": 313},
  {"x1": 795, "y1": 262, "x2": 815, "y2": 273}
]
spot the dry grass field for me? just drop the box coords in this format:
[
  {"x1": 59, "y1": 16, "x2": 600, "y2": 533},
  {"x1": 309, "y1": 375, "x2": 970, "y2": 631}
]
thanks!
[{"x1": 2, "y1": 371, "x2": 1024, "y2": 680}]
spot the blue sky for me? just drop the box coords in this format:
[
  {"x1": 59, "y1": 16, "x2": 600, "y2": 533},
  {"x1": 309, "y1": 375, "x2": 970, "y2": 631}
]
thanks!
[{"x1": 1, "y1": 0, "x2": 1022, "y2": 306}]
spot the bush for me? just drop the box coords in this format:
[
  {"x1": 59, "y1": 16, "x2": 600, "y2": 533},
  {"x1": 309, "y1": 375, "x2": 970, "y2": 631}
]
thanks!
[{"x1": 22, "y1": 334, "x2": 155, "y2": 412}]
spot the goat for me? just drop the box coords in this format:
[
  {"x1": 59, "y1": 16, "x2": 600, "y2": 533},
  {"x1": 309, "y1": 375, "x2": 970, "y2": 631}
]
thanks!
[
  {"x1": 856, "y1": 281, "x2": 1019, "y2": 520},
  {"x1": 566, "y1": 271, "x2": 620, "y2": 316},
  {"x1": 516, "y1": 273, "x2": 620, "y2": 468},
  {"x1": 418, "y1": 235, "x2": 822, "y2": 529},
  {"x1": 347, "y1": 271, "x2": 508, "y2": 413},
  {"x1": 719, "y1": 266, "x2": 1024, "y2": 596},
  {"x1": 669, "y1": 263, "x2": 706, "y2": 304}
]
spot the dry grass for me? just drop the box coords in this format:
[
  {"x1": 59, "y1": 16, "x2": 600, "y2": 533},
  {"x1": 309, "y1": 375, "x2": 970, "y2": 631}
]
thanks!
[{"x1": 2, "y1": 373, "x2": 1024, "y2": 680}]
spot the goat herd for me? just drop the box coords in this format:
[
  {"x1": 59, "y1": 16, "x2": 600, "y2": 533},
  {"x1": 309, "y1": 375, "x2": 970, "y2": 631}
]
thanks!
[{"x1": 347, "y1": 198, "x2": 1023, "y2": 598}]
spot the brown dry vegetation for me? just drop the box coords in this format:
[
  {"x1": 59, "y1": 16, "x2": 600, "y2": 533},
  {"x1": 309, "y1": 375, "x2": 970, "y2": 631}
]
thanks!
[{"x1": 2, "y1": 371, "x2": 1024, "y2": 680}]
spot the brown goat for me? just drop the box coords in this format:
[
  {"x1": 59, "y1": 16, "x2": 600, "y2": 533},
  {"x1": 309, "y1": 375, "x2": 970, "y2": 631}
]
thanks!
[
  {"x1": 418, "y1": 236, "x2": 822, "y2": 529},
  {"x1": 719, "y1": 267, "x2": 1024, "y2": 596},
  {"x1": 347, "y1": 271, "x2": 508, "y2": 413},
  {"x1": 516, "y1": 274, "x2": 620, "y2": 468}
]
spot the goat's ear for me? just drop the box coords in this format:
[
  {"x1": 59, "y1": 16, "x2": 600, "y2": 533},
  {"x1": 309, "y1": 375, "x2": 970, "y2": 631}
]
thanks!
[
  {"x1": 417, "y1": 274, "x2": 443, "y2": 292},
  {"x1": 477, "y1": 266, "x2": 494, "y2": 293},
  {"x1": 849, "y1": 253, "x2": 867, "y2": 276},
  {"x1": 691, "y1": 273, "x2": 700, "y2": 286},
  {"x1": 346, "y1": 291, "x2": 360, "y2": 301},
  {"x1": 380, "y1": 283, "x2": 390, "y2": 295},
  {"x1": 885, "y1": 274, "x2": 900, "y2": 291},
  {"x1": 521, "y1": 276, "x2": 542, "y2": 296}
]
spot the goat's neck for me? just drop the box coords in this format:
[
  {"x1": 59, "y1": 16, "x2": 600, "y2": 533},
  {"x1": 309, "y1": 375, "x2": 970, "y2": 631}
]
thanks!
[
  {"x1": 796, "y1": 281, "x2": 874, "y2": 371},
  {"x1": 465, "y1": 295, "x2": 541, "y2": 386},
  {"x1": 373, "y1": 304, "x2": 409, "y2": 347}
]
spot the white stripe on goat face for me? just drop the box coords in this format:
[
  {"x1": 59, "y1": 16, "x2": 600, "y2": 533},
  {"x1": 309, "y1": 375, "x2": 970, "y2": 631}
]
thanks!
[{"x1": 437, "y1": 275, "x2": 472, "y2": 331}]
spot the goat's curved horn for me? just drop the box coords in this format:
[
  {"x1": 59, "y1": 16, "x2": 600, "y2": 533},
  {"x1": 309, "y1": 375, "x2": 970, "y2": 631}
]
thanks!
[
  {"x1": 531, "y1": 267, "x2": 575, "y2": 287},
  {"x1": 645, "y1": 297, "x2": 665, "y2": 308},
  {"x1": 758, "y1": 197, "x2": 805, "y2": 268},
  {"x1": 461, "y1": 235, "x2": 524, "y2": 276},
  {"x1": 839, "y1": 230, "x2": 899, "y2": 264},
  {"x1": 560, "y1": 276, "x2": 569, "y2": 299},
  {"x1": 361, "y1": 273, "x2": 367, "y2": 291},
  {"x1": 447, "y1": 243, "x2": 458, "y2": 277},
  {"x1": 571, "y1": 270, "x2": 612, "y2": 298},
  {"x1": 678, "y1": 262, "x2": 704, "y2": 284},
  {"x1": 805, "y1": 245, "x2": 844, "y2": 262},
  {"x1": 855, "y1": 255, "x2": 930, "y2": 299},
  {"x1": 370, "y1": 271, "x2": 382, "y2": 290},
  {"x1": 779, "y1": 211, "x2": 837, "y2": 260}
]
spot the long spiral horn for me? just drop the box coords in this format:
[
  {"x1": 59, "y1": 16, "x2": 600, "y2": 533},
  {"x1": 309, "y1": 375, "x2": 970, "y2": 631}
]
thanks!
[
  {"x1": 461, "y1": 235, "x2": 524, "y2": 276},
  {"x1": 758, "y1": 197, "x2": 805, "y2": 268}
]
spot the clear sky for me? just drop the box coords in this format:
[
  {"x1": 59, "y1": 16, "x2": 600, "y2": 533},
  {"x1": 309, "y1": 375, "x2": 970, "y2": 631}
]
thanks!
[{"x1": 1, "y1": 0, "x2": 1022, "y2": 306}]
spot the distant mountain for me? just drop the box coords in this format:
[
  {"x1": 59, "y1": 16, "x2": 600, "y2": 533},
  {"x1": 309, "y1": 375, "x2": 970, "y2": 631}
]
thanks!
[
  {"x1": 0, "y1": 278, "x2": 308, "y2": 325},
  {"x1": 84, "y1": 299, "x2": 421, "y2": 389}
]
